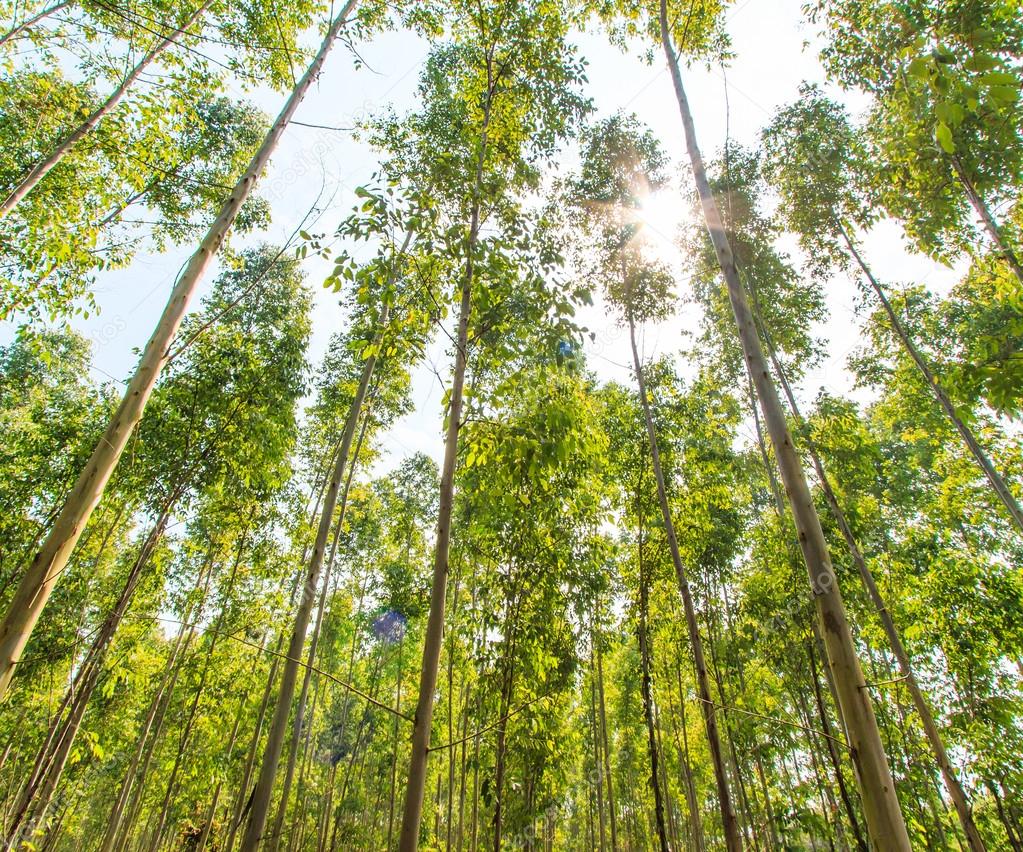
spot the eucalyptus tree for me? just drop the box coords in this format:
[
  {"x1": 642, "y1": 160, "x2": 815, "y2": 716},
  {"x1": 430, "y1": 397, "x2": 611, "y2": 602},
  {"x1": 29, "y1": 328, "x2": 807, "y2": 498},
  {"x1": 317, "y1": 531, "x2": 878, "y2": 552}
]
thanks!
[
  {"x1": 0, "y1": 246, "x2": 311, "y2": 846},
  {"x1": 0, "y1": 0, "x2": 214, "y2": 218},
  {"x1": 0, "y1": 0, "x2": 368, "y2": 700},
  {"x1": 0, "y1": 0, "x2": 72, "y2": 46},
  {"x1": 585, "y1": 0, "x2": 913, "y2": 844},
  {"x1": 450, "y1": 363, "x2": 606, "y2": 850},
  {"x1": 569, "y1": 113, "x2": 742, "y2": 851},
  {"x1": 932, "y1": 246, "x2": 1023, "y2": 420},
  {"x1": 738, "y1": 102, "x2": 993, "y2": 848},
  {"x1": 0, "y1": 0, "x2": 333, "y2": 220},
  {"x1": 0, "y1": 71, "x2": 269, "y2": 323},
  {"x1": 804, "y1": 371, "x2": 1023, "y2": 848},
  {"x1": 239, "y1": 181, "x2": 436, "y2": 850},
  {"x1": 762, "y1": 85, "x2": 1023, "y2": 535},
  {"x1": 809, "y1": 0, "x2": 1023, "y2": 285},
  {"x1": 368, "y1": 5, "x2": 588, "y2": 847}
]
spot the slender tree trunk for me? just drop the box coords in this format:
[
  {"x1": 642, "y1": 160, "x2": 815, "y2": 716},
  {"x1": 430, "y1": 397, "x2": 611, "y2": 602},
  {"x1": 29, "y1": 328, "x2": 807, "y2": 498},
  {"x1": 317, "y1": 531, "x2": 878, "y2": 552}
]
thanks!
[
  {"x1": 147, "y1": 530, "x2": 248, "y2": 851},
  {"x1": 658, "y1": 4, "x2": 911, "y2": 847},
  {"x1": 655, "y1": 700, "x2": 682, "y2": 852},
  {"x1": 195, "y1": 692, "x2": 246, "y2": 850},
  {"x1": 0, "y1": 0, "x2": 362, "y2": 700},
  {"x1": 669, "y1": 665, "x2": 705, "y2": 852},
  {"x1": 590, "y1": 646, "x2": 608, "y2": 852},
  {"x1": 492, "y1": 596, "x2": 518, "y2": 852},
  {"x1": 267, "y1": 415, "x2": 371, "y2": 852},
  {"x1": 988, "y1": 781, "x2": 1023, "y2": 852},
  {"x1": 628, "y1": 314, "x2": 742, "y2": 851},
  {"x1": 240, "y1": 304, "x2": 384, "y2": 851},
  {"x1": 398, "y1": 94, "x2": 490, "y2": 848},
  {"x1": 6, "y1": 501, "x2": 175, "y2": 843},
  {"x1": 228, "y1": 459, "x2": 333, "y2": 852},
  {"x1": 808, "y1": 642, "x2": 868, "y2": 852},
  {"x1": 445, "y1": 575, "x2": 464, "y2": 852},
  {"x1": 99, "y1": 560, "x2": 213, "y2": 852},
  {"x1": 0, "y1": 0, "x2": 73, "y2": 47},
  {"x1": 470, "y1": 718, "x2": 480, "y2": 852},
  {"x1": 637, "y1": 513, "x2": 670, "y2": 852},
  {"x1": 837, "y1": 220, "x2": 1023, "y2": 537},
  {"x1": 0, "y1": 0, "x2": 213, "y2": 216},
  {"x1": 386, "y1": 634, "x2": 406, "y2": 850},
  {"x1": 756, "y1": 294, "x2": 988, "y2": 852},
  {"x1": 950, "y1": 156, "x2": 1023, "y2": 288},
  {"x1": 595, "y1": 619, "x2": 619, "y2": 852},
  {"x1": 227, "y1": 650, "x2": 281, "y2": 852}
]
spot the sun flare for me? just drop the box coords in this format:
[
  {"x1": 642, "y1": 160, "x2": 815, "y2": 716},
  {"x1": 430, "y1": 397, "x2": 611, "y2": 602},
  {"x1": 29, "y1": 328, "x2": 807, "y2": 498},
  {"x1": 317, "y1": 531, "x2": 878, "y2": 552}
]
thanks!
[{"x1": 634, "y1": 188, "x2": 687, "y2": 266}]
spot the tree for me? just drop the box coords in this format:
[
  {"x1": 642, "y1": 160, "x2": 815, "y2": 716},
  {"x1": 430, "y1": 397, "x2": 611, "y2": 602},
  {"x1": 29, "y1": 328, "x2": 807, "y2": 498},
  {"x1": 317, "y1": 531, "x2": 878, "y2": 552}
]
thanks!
[
  {"x1": 762, "y1": 84, "x2": 1023, "y2": 534},
  {"x1": 375, "y1": 4, "x2": 589, "y2": 846},
  {"x1": 569, "y1": 113, "x2": 743, "y2": 851},
  {"x1": 0, "y1": 0, "x2": 363, "y2": 701}
]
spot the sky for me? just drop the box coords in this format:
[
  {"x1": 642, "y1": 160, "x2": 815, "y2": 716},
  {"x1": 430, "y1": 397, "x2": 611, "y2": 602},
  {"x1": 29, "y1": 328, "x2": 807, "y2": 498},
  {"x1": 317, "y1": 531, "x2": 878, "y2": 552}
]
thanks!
[{"x1": 4, "y1": 0, "x2": 964, "y2": 473}]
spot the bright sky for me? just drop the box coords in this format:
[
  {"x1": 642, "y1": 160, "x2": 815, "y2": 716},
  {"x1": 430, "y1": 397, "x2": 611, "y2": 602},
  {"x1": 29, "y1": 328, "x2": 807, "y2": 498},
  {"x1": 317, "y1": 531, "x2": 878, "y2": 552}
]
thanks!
[{"x1": 7, "y1": 0, "x2": 963, "y2": 471}]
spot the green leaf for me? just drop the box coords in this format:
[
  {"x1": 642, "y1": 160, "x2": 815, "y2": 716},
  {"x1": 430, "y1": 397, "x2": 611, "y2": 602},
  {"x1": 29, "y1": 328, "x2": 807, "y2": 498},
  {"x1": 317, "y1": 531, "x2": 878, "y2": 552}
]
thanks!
[
  {"x1": 907, "y1": 57, "x2": 931, "y2": 80},
  {"x1": 935, "y1": 122, "x2": 955, "y2": 154}
]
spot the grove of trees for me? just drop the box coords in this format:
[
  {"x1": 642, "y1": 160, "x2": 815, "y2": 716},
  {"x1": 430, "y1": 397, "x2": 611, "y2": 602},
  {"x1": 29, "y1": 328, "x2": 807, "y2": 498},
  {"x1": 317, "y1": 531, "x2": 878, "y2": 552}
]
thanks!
[{"x1": 0, "y1": 0, "x2": 1021, "y2": 849}]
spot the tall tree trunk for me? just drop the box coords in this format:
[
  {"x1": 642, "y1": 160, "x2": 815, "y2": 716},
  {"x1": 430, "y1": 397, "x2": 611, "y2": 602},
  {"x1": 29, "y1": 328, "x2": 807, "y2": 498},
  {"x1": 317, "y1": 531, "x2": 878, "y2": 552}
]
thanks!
[
  {"x1": 195, "y1": 690, "x2": 247, "y2": 850},
  {"x1": 398, "y1": 89, "x2": 491, "y2": 849},
  {"x1": 657, "y1": 4, "x2": 911, "y2": 847},
  {"x1": 808, "y1": 641, "x2": 868, "y2": 852},
  {"x1": 988, "y1": 780, "x2": 1023, "y2": 852},
  {"x1": 669, "y1": 664, "x2": 705, "y2": 852},
  {"x1": 836, "y1": 220, "x2": 1023, "y2": 536},
  {"x1": 386, "y1": 634, "x2": 406, "y2": 851},
  {"x1": 636, "y1": 507, "x2": 670, "y2": 852},
  {"x1": 0, "y1": 0, "x2": 362, "y2": 700},
  {"x1": 99, "y1": 560, "x2": 214, "y2": 852},
  {"x1": 0, "y1": 0, "x2": 213, "y2": 216},
  {"x1": 595, "y1": 618, "x2": 619, "y2": 852},
  {"x1": 226, "y1": 455, "x2": 335, "y2": 851},
  {"x1": 590, "y1": 646, "x2": 608, "y2": 852},
  {"x1": 147, "y1": 529, "x2": 248, "y2": 851},
  {"x1": 240, "y1": 303, "x2": 385, "y2": 851},
  {"x1": 755, "y1": 293, "x2": 988, "y2": 852},
  {"x1": 267, "y1": 415, "x2": 371, "y2": 852},
  {"x1": 628, "y1": 314, "x2": 742, "y2": 851},
  {"x1": 492, "y1": 597, "x2": 518, "y2": 852}
]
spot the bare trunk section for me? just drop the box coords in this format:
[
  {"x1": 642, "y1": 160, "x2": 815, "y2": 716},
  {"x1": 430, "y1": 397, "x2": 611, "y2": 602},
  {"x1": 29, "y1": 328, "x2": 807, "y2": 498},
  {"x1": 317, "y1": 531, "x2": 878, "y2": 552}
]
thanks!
[
  {"x1": 0, "y1": 0, "x2": 212, "y2": 216},
  {"x1": 950, "y1": 156, "x2": 1023, "y2": 288},
  {"x1": 754, "y1": 290, "x2": 988, "y2": 852},
  {"x1": 398, "y1": 77, "x2": 493, "y2": 845},
  {"x1": 657, "y1": 3, "x2": 911, "y2": 847},
  {"x1": 636, "y1": 507, "x2": 670, "y2": 852},
  {"x1": 838, "y1": 221, "x2": 1023, "y2": 536},
  {"x1": 628, "y1": 314, "x2": 742, "y2": 851},
  {"x1": 239, "y1": 301, "x2": 386, "y2": 851},
  {"x1": 0, "y1": 0, "x2": 361, "y2": 700},
  {"x1": 808, "y1": 642, "x2": 869, "y2": 852},
  {"x1": 595, "y1": 618, "x2": 619, "y2": 852},
  {"x1": 397, "y1": 264, "x2": 472, "y2": 850}
]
